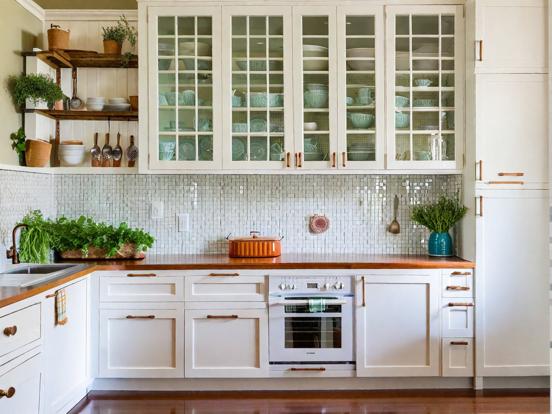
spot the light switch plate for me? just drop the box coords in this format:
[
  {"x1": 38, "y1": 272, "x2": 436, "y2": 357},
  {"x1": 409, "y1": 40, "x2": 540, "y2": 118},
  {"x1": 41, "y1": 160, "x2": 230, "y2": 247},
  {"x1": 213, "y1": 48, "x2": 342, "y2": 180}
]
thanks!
[
  {"x1": 151, "y1": 201, "x2": 164, "y2": 219},
  {"x1": 177, "y1": 213, "x2": 189, "y2": 232}
]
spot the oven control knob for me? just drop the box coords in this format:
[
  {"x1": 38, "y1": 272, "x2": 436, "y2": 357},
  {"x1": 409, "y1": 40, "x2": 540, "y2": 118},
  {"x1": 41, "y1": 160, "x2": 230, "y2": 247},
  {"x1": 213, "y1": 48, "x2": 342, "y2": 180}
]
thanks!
[
  {"x1": 279, "y1": 283, "x2": 286, "y2": 290},
  {"x1": 286, "y1": 284, "x2": 294, "y2": 290},
  {"x1": 333, "y1": 282, "x2": 341, "y2": 290},
  {"x1": 339, "y1": 282, "x2": 344, "y2": 290},
  {"x1": 324, "y1": 283, "x2": 331, "y2": 290},
  {"x1": 290, "y1": 284, "x2": 296, "y2": 290}
]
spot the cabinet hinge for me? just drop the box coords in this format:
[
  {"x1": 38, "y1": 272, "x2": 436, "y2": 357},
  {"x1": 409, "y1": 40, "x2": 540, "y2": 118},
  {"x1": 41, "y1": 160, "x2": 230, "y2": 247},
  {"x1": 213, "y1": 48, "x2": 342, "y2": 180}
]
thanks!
[
  {"x1": 462, "y1": 5, "x2": 465, "y2": 18},
  {"x1": 463, "y1": 154, "x2": 466, "y2": 168},
  {"x1": 384, "y1": 153, "x2": 388, "y2": 167}
]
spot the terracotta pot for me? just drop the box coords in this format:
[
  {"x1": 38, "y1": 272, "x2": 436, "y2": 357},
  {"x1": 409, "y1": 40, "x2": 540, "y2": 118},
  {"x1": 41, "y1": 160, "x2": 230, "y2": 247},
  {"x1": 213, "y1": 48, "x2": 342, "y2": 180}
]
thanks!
[
  {"x1": 25, "y1": 139, "x2": 51, "y2": 167},
  {"x1": 59, "y1": 243, "x2": 146, "y2": 260},
  {"x1": 129, "y1": 95, "x2": 138, "y2": 111},
  {"x1": 228, "y1": 231, "x2": 282, "y2": 258},
  {"x1": 54, "y1": 100, "x2": 64, "y2": 111},
  {"x1": 103, "y1": 39, "x2": 122, "y2": 55},
  {"x1": 47, "y1": 25, "x2": 70, "y2": 50}
]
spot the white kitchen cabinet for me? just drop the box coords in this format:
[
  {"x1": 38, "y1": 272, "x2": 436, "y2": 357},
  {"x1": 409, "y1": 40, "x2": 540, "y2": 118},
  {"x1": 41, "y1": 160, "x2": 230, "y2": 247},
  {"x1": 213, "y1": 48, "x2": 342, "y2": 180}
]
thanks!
[
  {"x1": 185, "y1": 274, "x2": 266, "y2": 302},
  {"x1": 476, "y1": 189, "x2": 549, "y2": 376},
  {"x1": 442, "y1": 338, "x2": 474, "y2": 377},
  {"x1": 441, "y1": 269, "x2": 473, "y2": 298},
  {"x1": 474, "y1": 0, "x2": 547, "y2": 74},
  {"x1": 0, "y1": 303, "x2": 41, "y2": 362},
  {"x1": 99, "y1": 304, "x2": 184, "y2": 378},
  {"x1": 42, "y1": 278, "x2": 89, "y2": 414},
  {"x1": 441, "y1": 300, "x2": 474, "y2": 338},
  {"x1": 356, "y1": 272, "x2": 440, "y2": 377},
  {"x1": 99, "y1": 272, "x2": 185, "y2": 302},
  {"x1": 185, "y1": 308, "x2": 268, "y2": 377},
  {"x1": 0, "y1": 351, "x2": 41, "y2": 414},
  {"x1": 476, "y1": 74, "x2": 548, "y2": 189}
]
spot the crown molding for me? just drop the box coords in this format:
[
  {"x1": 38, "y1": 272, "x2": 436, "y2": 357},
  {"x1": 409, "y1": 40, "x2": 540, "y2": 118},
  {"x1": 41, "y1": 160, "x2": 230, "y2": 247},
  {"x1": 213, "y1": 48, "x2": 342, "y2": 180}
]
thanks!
[
  {"x1": 44, "y1": 9, "x2": 138, "y2": 21},
  {"x1": 15, "y1": 0, "x2": 45, "y2": 21}
]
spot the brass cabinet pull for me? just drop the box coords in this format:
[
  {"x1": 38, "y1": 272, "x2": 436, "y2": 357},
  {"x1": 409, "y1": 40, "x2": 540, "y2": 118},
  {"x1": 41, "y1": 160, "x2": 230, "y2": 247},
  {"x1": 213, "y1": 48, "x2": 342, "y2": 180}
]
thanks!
[
  {"x1": 208, "y1": 273, "x2": 240, "y2": 277},
  {"x1": 45, "y1": 293, "x2": 56, "y2": 299},
  {"x1": 450, "y1": 341, "x2": 469, "y2": 346},
  {"x1": 127, "y1": 273, "x2": 157, "y2": 278},
  {"x1": 448, "y1": 302, "x2": 474, "y2": 307},
  {"x1": 476, "y1": 160, "x2": 483, "y2": 181},
  {"x1": 331, "y1": 152, "x2": 336, "y2": 168},
  {"x1": 487, "y1": 181, "x2": 524, "y2": 185},
  {"x1": 207, "y1": 315, "x2": 238, "y2": 319},
  {"x1": 341, "y1": 151, "x2": 347, "y2": 167},
  {"x1": 286, "y1": 152, "x2": 291, "y2": 168},
  {"x1": 298, "y1": 152, "x2": 303, "y2": 168},
  {"x1": 289, "y1": 367, "x2": 326, "y2": 372},
  {"x1": 3, "y1": 326, "x2": 17, "y2": 337},
  {"x1": 477, "y1": 40, "x2": 483, "y2": 61},
  {"x1": 0, "y1": 387, "x2": 15, "y2": 399},
  {"x1": 451, "y1": 271, "x2": 471, "y2": 276},
  {"x1": 126, "y1": 315, "x2": 155, "y2": 319},
  {"x1": 446, "y1": 286, "x2": 470, "y2": 291},
  {"x1": 476, "y1": 196, "x2": 483, "y2": 217},
  {"x1": 361, "y1": 276, "x2": 366, "y2": 307},
  {"x1": 498, "y1": 172, "x2": 524, "y2": 177}
]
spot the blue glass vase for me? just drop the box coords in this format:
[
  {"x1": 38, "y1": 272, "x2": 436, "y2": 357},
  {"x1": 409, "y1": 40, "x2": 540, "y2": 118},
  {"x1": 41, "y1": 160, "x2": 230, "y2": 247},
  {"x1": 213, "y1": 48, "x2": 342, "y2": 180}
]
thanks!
[{"x1": 428, "y1": 232, "x2": 453, "y2": 257}]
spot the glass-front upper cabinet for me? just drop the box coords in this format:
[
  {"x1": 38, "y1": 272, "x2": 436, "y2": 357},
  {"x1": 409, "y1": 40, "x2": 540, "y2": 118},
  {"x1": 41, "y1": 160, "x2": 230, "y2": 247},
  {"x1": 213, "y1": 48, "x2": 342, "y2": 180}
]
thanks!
[
  {"x1": 386, "y1": 6, "x2": 464, "y2": 170},
  {"x1": 293, "y1": 7, "x2": 338, "y2": 170},
  {"x1": 148, "y1": 7, "x2": 221, "y2": 169},
  {"x1": 222, "y1": 7, "x2": 293, "y2": 170},
  {"x1": 337, "y1": 6, "x2": 384, "y2": 169}
]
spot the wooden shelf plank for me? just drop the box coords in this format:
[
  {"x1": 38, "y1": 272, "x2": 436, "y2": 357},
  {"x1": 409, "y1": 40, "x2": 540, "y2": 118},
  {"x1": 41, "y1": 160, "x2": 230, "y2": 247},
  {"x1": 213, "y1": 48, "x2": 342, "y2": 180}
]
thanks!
[
  {"x1": 31, "y1": 109, "x2": 138, "y2": 121},
  {"x1": 25, "y1": 49, "x2": 138, "y2": 69}
]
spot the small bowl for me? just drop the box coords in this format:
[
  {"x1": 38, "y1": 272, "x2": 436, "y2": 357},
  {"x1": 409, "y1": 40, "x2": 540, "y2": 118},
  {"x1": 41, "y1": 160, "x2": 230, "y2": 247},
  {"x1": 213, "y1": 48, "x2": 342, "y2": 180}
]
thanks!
[
  {"x1": 346, "y1": 96, "x2": 354, "y2": 106},
  {"x1": 304, "y1": 122, "x2": 318, "y2": 131},
  {"x1": 179, "y1": 90, "x2": 195, "y2": 106},
  {"x1": 86, "y1": 103, "x2": 104, "y2": 111},
  {"x1": 395, "y1": 112, "x2": 410, "y2": 128},
  {"x1": 304, "y1": 90, "x2": 328, "y2": 108},
  {"x1": 414, "y1": 79, "x2": 432, "y2": 87},
  {"x1": 232, "y1": 95, "x2": 242, "y2": 107},
  {"x1": 348, "y1": 112, "x2": 375, "y2": 129},
  {"x1": 306, "y1": 83, "x2": 328, "y2": 92},
  {"x1": 395, "y1": 95, "x2": 409, "y2": 108},
  {"x1": 59, "y1": 145, "x2": 85, "y2": 166}
]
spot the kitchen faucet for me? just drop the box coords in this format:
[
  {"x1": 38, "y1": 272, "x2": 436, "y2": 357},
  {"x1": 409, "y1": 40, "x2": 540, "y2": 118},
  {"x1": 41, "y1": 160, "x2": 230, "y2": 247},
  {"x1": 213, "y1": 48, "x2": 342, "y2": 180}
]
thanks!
[{"x1": 6, "y1": 224, "x2": 28, "y2": 265}]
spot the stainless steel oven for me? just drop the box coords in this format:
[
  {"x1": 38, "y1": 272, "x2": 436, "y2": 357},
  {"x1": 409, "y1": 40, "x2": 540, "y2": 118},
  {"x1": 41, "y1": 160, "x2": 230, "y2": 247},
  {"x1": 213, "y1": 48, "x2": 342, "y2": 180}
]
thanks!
[{"x1": 268, "y1": 276, "x2": 354, "y2": 365}]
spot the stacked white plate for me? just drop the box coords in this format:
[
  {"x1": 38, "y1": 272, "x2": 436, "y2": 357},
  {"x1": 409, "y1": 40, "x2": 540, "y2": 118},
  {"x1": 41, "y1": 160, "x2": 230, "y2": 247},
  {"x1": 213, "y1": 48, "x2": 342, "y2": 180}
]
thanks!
[
  {"x1": 104, "y1": 98, "x2": 131, "y2": 112},
  {"x1": 86, "y1": 97, "x2": 105, "y2": 111}
]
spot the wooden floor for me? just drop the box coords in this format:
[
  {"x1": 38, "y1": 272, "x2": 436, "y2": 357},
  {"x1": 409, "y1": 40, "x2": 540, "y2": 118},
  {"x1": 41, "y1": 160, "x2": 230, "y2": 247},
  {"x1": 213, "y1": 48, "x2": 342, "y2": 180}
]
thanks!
[{"x1": 70, "y1": 390, "x2": 550, "y2": 414}]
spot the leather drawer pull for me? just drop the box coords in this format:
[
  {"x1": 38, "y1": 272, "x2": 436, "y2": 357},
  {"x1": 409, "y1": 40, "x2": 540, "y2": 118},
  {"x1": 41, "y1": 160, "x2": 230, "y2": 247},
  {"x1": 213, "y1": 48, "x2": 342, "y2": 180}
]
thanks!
[
  {"x1": 127, "y1": 273, "x2": 157, "y2": 277},
  {"x1": 448, "y1": 302, "x2": 474, "y2": 307},
  {"x1": 207, "y1": 315, "x2": 238, "y2": 319},
  {"x1": 498, "y1": 172, "x2": 524, "y2": 177},
  {"x1": 3, "y1": 326, "x2": 17, "y2": 337},
  {"x1": 446, "y1": 286, "x2": 470, "y2": 291},
  {"x1": 450, "y1": 341, "x2": 469, "y2": 346},
  {"x1": 0, "y1": 387, "x2": 15, "y2": 399},
  {"x1": 487, "y1": 181, "x2": 524, "y2": 185},
  {"x1": 289, "y1": 367, "x2": 326, "y2": 372},
  {"x1": 45, "y1": 293, "x2": 56, "y2": 299},
  {"x1": 450, "y1": 272, "x2": 471, "y2": 276},
  {"x1": 208, "y1": 273, "x2": 240, "y2": 277},
  {"x1": 126, "y1": 315, "x2": 155, "y2": 319}
]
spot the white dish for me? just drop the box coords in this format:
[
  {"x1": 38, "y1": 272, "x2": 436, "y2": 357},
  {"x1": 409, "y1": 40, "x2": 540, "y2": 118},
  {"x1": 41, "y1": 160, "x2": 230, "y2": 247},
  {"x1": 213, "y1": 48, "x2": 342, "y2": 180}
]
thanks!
[
  {"x1": 179, "y1": 41, "x2": 210, "y2": 56},
  {"x1": 346, "y1": 48, "x2": 375, "y2": 58},
  {"x1": 59, "y1": 146, "x2": 85, "y2": 165},
  {"x1": 103, "y1": 103, "x2": 131, "y2": 112},
  {"x1": 87, "y1": 97, "x2": 105, "y2": 102},
  {"x1": 303, "y1": 44, "x2": 328, "y2": 57},
  {"x1": 348, "y1": 60, "x2": 375, "y2": 71},
  {"x1": 86, "y1": 104, "x2": 104, "y2": 111},
  {"x1": 108, "y1": 98, "x2": 129, "y2": 104},
  {"x1": 304, "y1": 122, "x2": 318, "y2": 131}
]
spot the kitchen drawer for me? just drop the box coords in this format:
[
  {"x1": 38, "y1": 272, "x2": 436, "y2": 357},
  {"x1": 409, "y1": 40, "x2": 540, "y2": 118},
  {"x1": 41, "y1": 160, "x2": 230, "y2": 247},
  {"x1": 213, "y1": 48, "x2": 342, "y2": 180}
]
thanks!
[
  {"x1": 441, "y1": 270, "x2": 473, "y2": 298},
  {"x1": 442, "y1": 300, "x2": 474, "y2": 338},
  {"x1": 0, "y1": 304, "x2": 41, "y2": 358},
  {"x1": 442, "y1": 338, "x2": 474, "y2": 377},
  {"x1": 185, "y1": 274, "x2": 266, "y2": 302},
  {"x1": 0, "y1": 351, "x2": 41, "y2": 414},
  {"x1": 99, "y1": 273, "x2": 184, "y2": 302}
]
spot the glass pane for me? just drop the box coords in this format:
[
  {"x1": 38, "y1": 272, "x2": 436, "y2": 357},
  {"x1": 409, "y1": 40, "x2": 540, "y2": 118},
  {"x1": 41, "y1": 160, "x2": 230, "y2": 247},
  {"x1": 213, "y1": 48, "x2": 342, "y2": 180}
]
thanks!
[
  {"x1": 177, "y1": 17, "x2": 194, "y2": 36},
  {"x1": 158, "y1": 17, "x2": 175, "y2": 36},
  {"x1": 346, "y1": 16, "x2": 374, "y2": 36},
  {"x1": 303, "y1": 16, "x2": 328, "y2": 36},
  {"x1": 285, "y1": 317, "x2": 342, "y2": 349},
  {"x1": 250, "y1": 16, "x2": 266, "y2": 36},
  {"x1": 396, "y1": 134, "x2": 410, "y2": 160},
  {"x1": 396, "y1": 16, "x2": 409, "y2": 35},
  {"x1": 347, "y1": 134, "x2": 375, "y2": 162},
  {"x1": 232, "y1": 16, "x2": 246, "y2": 36},
  {"x1": 159, "y1": 136, "x2": 176, "y2": 161},
  {"x1": 250, "y1": 136, "x2": 268, "y2": 161},
  {"x1": 304, "y1": 134, "x2": 329, "y2": 162},
  {"x1": 442, "y1": 15, "x2": 455, "y2": 35},
  {"x1": 197, "y1": 17, "x2": 212, "y2": 36},
  {"x1": 199, "y1": 135, "x2": 213, "y2": 161},
  {"x1": 178, "y1": 136, "x2": 196, "y2": 161},
  {"x1": 412, "y1": 15, "x2": 438, "y2": 35},
  {"x1": 232, "y1": 136, "x2": 247, "y2": 161},
  {"x1": 269, "y1": 16, "x2": 283, "y2": 36}
]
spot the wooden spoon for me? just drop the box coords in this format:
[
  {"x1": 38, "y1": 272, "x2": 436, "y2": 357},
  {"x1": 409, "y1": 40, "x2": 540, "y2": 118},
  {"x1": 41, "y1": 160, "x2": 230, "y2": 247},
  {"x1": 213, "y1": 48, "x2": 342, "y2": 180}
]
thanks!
[{"x1": 388, "y1": 195, "x2": 401, "y2": 234}]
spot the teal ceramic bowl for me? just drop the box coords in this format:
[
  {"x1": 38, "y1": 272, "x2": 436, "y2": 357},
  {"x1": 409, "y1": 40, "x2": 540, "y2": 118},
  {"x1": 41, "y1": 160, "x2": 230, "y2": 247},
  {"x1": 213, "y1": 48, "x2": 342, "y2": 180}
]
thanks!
[
  {"x1": 165, "y1": 92, "x2": 177, "y2": 106},
  {"x1": 304, "y1": 90, "x2": 328, "y2": 108},
  {"x1": 348, "y1": 112, "x2": 375, "y2": 129},
  {"x1": 249, "y1": 93, "x2": 267, "y2": 107},
  {"x1": 358, "y1": 87, "x2": 373, "y2": 98},
  {"x1": 250, "y1": 118, "x2": 267, "y2": 132},
  {"x1": 232, "y1": 123, "x2": 248, "y2": 133},
  {"x1": 356, "y1": 95, "x2": 373, "y2": 106},
  {"x1": 232, "y1": 95, "x2": 242, "y2": 107},
  {"x1": 395, "y1": 95, "x2": 409, "y2": 107},
  {"x1": 346, "y1": 96, "x2": 354, "y2": 106},
  {"x1": 395, "y1": 112, "x2": 410, "y2": 128},
  {"x1": 414, "y1": 99, "x2": 437, "y2": 107},
  {"x1": 179, "y1": 90, "x2": 195, "y2": 106},
  {"x1": 414, "y1": 79, "x2": 432, "y2": 87}
]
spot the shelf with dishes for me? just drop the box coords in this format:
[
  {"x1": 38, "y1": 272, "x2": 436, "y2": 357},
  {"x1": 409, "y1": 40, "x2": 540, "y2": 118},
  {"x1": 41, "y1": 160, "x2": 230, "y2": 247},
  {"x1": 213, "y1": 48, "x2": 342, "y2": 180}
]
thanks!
[{"x1": 23, "y1": 49, "x2": 138, "y2": 69}]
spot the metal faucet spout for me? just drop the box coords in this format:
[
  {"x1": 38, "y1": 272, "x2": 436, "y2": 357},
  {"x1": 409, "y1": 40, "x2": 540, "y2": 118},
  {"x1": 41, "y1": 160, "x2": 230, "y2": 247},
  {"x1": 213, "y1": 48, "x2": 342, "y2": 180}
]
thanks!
[{"x1": 6, "y1": 224, "x2": 29, "y2": 265}]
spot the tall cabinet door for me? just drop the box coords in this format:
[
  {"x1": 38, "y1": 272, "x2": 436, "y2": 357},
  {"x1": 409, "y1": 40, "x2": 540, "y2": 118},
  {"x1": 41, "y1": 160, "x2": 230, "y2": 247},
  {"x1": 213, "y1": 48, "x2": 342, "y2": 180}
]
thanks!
[
  {"x1": 223, "y1": 7, "x2": 293, "y2": 170},
  {"x1": 386, "y1": 6, "x2": 464, "y2": 170},
  {"x1": 293, "y1": 7, "x2": 338, "y2": 170},
  {"x1": 356, "y1": 272, "x2": 440, "y2": 377},
  {"x1": 337, "y1": 6, "x2": 384, "y2": 170},
  {"x1": 476, "y1": 74, "x2": 548, "y2": 189},
  {"x1": 476, "y1": 190, "x2": 549, "y2": 376},
  {"x1": 148, "y1": 7, "x2": 222, "y2": 170}
]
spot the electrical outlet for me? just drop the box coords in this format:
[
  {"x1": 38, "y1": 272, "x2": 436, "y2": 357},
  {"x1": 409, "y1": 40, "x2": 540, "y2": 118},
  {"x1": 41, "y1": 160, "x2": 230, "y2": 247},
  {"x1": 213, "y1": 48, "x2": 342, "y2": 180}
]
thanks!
[
  {"x1": 177, "y1": 213, "x2": 189, "y2": 232},
  {"x1": 151, "y1": 201, "x2": 164, "y2": 219}
]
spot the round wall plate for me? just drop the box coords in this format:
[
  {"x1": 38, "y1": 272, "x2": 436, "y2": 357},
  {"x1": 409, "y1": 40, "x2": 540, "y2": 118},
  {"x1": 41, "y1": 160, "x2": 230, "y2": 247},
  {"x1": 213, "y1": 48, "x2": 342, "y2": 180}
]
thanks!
[{"x1": 309, "y1": 214, "x2": 330, "y2": 234}]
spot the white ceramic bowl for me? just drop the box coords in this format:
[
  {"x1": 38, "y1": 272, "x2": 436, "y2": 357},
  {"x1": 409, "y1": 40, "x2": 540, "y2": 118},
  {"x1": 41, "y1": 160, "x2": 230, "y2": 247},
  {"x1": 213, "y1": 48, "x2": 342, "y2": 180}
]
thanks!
[
  {"x1": 86, "y1": 103, "x2": 104, "y2": 111},
  {"x1": 303, "y1": 44, "x2": 328, "y2": 58},
  {"x1": 59, "y1": 145, "x2": 85, "y2": 165},
  {"x1": 87, "y1": 97, "x2": 105, "y2": 102},
  {"x1": 108, "y1": 98, "x2": 129, "y2": 104},
  {"x1": 304, "y1": 122, "x2": 318, "y2": 131}
]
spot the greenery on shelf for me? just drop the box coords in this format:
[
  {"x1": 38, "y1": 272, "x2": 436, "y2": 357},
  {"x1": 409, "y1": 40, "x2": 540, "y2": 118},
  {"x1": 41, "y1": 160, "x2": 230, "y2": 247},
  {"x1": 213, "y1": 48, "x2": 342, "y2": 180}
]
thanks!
[
  {"x1": 102, "y1": 15, "x2": 138, "y2": 67},
  {"x1": 10, "y1": 128, "x2": 26, "y2": 165},
  {"x1": 410, "y1": 196, "x2": 468, "y2": 233},
  {"x1": 9, "y1": 73, "x2": 63, "y2": 109},
  {"x1": 18, "y1": 211, "x2": 155, "y2": 263}
]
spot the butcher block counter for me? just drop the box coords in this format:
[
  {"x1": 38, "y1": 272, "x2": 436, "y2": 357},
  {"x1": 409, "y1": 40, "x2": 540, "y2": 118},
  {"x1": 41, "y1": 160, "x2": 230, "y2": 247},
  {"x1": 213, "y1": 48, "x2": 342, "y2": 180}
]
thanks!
[{"x1": 0, "y1": 254, "x2": 474, "y2": 308}]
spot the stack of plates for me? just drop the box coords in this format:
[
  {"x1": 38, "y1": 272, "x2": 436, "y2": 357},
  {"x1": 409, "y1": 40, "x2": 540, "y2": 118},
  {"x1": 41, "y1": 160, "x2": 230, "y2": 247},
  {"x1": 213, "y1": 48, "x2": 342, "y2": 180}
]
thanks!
[
  {"x1": 86, "y1": 97, "x2": 105, "y2": 111},
  {"x1": 104, "y1": 98, "x2": 131, "y2": 112},
  {"x1": 347, "y1": 142, "x2": 375, "y2": 161}
]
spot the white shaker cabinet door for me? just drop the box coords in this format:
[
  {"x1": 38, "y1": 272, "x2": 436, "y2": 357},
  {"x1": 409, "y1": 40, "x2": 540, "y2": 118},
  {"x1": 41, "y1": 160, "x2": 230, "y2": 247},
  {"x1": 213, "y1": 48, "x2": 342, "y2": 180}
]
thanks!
[
  {"x1": 476, "y1": 190, "x2": 549, "y2": 376},
  {"x1": 185, "y1": 308, "x2": 268, "y2": 378},
  {"x1": 0, "y1": 352, "x2": 41, "y2": 414},
  {"x1": 356, "y1": 272, "x2": 440, "y2": 377},
  {"x1": 476, "y1": 74, "x2": 548, "y2": 189},
  {"x1": 475, "y1": 0, "x2": 547, "y2": 73}
]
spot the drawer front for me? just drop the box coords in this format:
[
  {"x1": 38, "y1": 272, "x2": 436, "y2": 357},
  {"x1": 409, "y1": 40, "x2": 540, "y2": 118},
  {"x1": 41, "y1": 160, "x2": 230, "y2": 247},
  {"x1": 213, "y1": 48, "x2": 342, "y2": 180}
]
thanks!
[
  {"x1": 0, "y1": 352, "x2": 41, "y2": 414},
  {"x1": 100, "y1": 274, "x2": 184, "y2": 302},
  {"x1": 442, "y1": 269, "x2": 473, "y2": 298},
  {"x1": 185, "y1": 274, "x2": 266, "y2": 302},
  {"x1": 442, "y1": 338, "x2": 474, "y2": 377},
  {"x1": 442, "y1": 300, "x2": 474, "y2": 338},
  {"x1": 0, "y1": 304, "x2": 41, "y2": 358}
]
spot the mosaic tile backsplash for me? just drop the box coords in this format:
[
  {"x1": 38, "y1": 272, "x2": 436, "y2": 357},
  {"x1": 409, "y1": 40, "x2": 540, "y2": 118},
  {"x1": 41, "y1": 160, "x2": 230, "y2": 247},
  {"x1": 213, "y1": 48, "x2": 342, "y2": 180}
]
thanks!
[{"x1": 0, "y1": 170, "x2": 462, "y2": 256}]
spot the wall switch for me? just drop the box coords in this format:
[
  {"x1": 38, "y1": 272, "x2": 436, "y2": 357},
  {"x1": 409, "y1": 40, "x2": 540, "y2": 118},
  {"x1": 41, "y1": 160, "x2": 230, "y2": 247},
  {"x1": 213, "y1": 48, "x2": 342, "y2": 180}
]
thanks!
[
  {"x1": 151, "y1": 201, "x2": 164, "y2": 219},
  {"x1": 177, "y1": 213, "x2": 189, "y2": 232}
]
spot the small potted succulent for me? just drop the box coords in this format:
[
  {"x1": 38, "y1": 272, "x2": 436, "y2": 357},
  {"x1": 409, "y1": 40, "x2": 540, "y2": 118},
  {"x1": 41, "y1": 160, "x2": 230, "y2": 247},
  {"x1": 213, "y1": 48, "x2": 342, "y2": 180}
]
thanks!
[
  {"x1": 10, "y1": 128, "x2": 26, "y2": 166},
  {"x1": 10, "y1": 73, "x2": 63, "y2": 110},
  {"x1": 411, "y1": 195, "x2": 468, "y2": 257},
  {"x1": 102, "y1": 15, "x2": 137, "y2": 56}
]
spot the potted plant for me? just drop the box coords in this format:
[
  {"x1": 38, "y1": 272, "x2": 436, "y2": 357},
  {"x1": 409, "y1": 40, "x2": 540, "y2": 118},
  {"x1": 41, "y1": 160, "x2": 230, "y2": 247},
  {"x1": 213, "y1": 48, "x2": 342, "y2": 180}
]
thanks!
[
  {"x1": 102, "y1": 15, "x2": 137, "y2": 56},
  {"x1": 10, "y1": 128, "x2": 26, "y2": 166},
  {"x1": 411, "y1": 196, "x2": 468, "y2": 257},
  {"x1": 10, "y1": 73, "x2": 63, "y2": 110}
]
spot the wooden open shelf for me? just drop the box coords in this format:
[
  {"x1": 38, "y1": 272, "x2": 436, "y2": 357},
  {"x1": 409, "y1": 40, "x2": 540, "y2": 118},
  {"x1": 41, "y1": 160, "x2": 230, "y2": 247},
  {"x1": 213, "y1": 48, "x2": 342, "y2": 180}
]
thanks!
[
  {"x1": 30, "y1": 109, "x2": 138, "y2": 121},
  {"x1": 23, "y1": 49, "x2": 138, "y2": 69}
]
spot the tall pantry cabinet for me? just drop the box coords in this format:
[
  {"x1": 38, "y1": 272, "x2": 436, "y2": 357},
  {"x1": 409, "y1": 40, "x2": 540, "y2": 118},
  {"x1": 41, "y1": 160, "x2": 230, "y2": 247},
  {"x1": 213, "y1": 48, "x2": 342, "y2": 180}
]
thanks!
[{"x1": 467, "y1": 0, "x2": 549, "y2": 380}]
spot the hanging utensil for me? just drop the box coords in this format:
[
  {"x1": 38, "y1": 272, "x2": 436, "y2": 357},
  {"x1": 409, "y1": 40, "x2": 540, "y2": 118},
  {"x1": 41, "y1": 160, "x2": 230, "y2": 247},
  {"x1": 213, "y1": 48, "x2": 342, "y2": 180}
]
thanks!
[
  {"x1": 112, "y1": 132, "x2": 123, "y2": 167},
  {"x1": 101, "y1": 133, "x2": 112, "y2": 167},
  {"x1": 126, "y1": 135, "x2": 138, "y2": 167},
  {"x1": 90, "y1": 132, "x2": 101, "y2": 167},
  {"x1": 69, "y1": 68, "x2": 83, "y2": 110},
  {"x1": 388, "y1": 195, "x2": 401, "y2": 234}
]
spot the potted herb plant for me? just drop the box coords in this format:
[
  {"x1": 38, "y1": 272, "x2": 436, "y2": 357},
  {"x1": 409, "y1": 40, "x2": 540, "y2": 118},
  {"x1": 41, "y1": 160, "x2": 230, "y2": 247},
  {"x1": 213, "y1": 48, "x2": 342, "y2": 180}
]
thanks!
[
  {"x1": 102, "y1": 15, "x2": 137, "y2": 56},
  {"x1": 10, "y1": 73, "x2": 63, "y2": 110},
  {"x1": 411, "y1": 196, "x2": 468, "y2": 257},
  {"x1": 10, "y1": 128, "x2": 26, "y2": 166}
]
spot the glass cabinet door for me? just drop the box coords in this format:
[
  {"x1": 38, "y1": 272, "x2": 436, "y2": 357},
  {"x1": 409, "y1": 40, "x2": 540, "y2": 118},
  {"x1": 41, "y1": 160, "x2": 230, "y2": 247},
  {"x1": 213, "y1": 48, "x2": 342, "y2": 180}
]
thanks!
[
  {"x1": 386, "y1": 6, "x2": 463, "y2": 170},
  {"x1": 293, "y1": 7, "x2": 337, "y2": 170},
  {"x1": 337, "y1": 7, "x2": 384, "y2": 169},
  {"x1": 223, "y1": 7, "x2": 293, "y2": 169},
  {"x1": 149, "y1": 8, "x2": 221, "y2": 169}
]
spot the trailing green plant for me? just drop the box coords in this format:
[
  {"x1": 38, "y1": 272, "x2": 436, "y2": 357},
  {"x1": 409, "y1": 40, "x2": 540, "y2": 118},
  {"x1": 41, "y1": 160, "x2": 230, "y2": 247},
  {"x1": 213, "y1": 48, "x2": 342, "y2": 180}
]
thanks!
[
  {"x1": 10, "y1": 127, "x2": 26, "y2": 157},
  {"x1": 102, "y1": 15, "x2": 137, "y2": 46},
  {"x1": 19, "y1": 210, "x2": 51, "y2": 264},
  {"x1": 410, "y1": 195, "x2": 468, "y2": 234},
  {"x1": 10, "y1": 73, "x2": 63, "y2": 109}
]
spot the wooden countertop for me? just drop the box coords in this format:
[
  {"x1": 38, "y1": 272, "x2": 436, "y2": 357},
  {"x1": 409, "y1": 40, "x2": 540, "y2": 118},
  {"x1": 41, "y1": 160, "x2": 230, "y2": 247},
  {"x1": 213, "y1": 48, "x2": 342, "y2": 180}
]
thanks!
[{"x1": 0, "y1": 254, "x2": 474, "y2": 309}]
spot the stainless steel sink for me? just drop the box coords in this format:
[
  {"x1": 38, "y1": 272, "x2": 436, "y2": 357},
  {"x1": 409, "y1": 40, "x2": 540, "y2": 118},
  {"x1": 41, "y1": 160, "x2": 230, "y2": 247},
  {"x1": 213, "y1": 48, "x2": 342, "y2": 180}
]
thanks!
[{"x1": 0, "y1": 263, "x2": 88, "y2": 287}]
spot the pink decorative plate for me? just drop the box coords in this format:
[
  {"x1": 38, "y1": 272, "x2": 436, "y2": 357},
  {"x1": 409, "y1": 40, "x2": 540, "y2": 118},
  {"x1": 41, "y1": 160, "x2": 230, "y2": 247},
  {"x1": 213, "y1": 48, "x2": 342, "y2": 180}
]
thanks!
[{"x1": 309, "y1": 214, "x2": 330, "y2": 234}]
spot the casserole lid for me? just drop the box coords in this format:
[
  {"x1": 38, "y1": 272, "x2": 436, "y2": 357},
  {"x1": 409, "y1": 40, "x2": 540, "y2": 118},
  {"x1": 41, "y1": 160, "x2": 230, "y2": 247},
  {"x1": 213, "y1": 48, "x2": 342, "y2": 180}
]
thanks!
[{"x1": 227, "y1": 231, "x2": 282, "y2": 242}]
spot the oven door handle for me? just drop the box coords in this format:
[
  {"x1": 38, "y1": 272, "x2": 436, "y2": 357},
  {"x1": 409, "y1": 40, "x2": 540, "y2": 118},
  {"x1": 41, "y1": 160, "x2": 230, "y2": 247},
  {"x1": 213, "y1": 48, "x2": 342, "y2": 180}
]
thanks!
[{"x1": 270, "y1": 299, "x2": 347, "y2": 306}]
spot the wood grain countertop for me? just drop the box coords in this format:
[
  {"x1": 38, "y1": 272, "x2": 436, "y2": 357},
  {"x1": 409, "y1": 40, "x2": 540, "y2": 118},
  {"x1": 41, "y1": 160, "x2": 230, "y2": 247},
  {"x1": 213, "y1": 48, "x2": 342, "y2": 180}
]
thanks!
[{"x1": 0, "y1": 254, "x2": 474, "y2": 309}]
